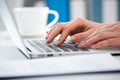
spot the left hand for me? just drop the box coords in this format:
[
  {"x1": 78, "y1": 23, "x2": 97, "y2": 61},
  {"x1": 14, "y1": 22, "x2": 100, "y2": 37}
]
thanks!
[{"x1": 78, "y1": 22, "x2": 120, "y2": 49}]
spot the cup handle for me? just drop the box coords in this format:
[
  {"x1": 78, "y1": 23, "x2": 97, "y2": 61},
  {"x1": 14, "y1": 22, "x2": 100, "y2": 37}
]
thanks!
[{"x1": 46, "y1": 10, "x2": 59, "y2": 28}]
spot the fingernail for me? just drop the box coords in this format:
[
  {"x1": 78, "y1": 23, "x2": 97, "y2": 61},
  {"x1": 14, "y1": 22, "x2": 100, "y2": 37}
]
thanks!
[
  {"x1": 45, "y1": 35, "x2": 48, "y2": 39},
  {"x1": 78, "y1": 42, "x2": 85, "y2": 48},
  {"x1": 46, "y1": 39, "x2": 50, "y2": 43},
  {"x1": 71, "y1": 36, "x2": 77, "y2": 41},
  {"x1": 46, "y1": 31, "x2": 48, "y2": 33},
  {"x1": 56, "y1": 41, "x2": 61, "y2": 46}
]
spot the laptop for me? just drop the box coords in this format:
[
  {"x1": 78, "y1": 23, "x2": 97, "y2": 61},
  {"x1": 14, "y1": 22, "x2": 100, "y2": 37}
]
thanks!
[{"x1": 0, "y1": 0, "x2": 120, "y2": 59}]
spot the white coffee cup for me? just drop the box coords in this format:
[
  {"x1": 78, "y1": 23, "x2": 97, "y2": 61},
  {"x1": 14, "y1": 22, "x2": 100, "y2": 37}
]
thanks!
[{"x1": 14, "y1": 7, "x2": 59, "y2": 37}]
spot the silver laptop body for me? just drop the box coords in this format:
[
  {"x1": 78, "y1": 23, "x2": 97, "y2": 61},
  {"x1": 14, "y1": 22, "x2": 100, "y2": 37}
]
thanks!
[{"x1": 0, "y1": 0, "x2": 120, "y2": 59}]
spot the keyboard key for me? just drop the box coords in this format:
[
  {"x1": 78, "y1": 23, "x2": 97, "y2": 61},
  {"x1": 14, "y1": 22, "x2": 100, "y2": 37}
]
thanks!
[
  {"x1": 58, "y1": 46, "x2": 71, "y2": 52},
  {"x1": 45, "y1": 44, "x2": 62, "y2": 52},
  {"x1": 26, "y1": 39, "x2": 89, "y2": 53},
  {"x1": 79, "y1": 48, "x2": 89, "y2": 51},
  {"x1": 33, "y1": 41, "x2": 53, "y2": 52},
  {"x1": 62, "y1": 43, "x2": 79, "y2": 51},
  {"x1": 37, "y1": 40, "x2": 62, "y2": 52}
]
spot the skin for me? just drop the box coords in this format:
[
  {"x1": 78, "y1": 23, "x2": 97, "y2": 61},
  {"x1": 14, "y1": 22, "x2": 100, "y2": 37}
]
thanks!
[{"x1": 46, "y1": 18, "x2": 120, "y2": 49}]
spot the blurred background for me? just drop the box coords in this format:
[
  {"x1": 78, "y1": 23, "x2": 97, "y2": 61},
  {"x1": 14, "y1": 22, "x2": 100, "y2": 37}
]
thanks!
[{"x1": 0, "y1": 0, "x2": 119, "y2": 31}]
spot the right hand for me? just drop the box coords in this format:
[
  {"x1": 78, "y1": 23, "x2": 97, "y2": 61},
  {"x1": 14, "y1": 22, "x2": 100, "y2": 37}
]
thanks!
[{"x1": 46, "y1": 18, "x2": 102, "y2": 46}]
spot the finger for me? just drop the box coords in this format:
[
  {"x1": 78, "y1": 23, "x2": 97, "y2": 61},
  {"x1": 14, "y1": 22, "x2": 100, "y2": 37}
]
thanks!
[
  {"x1": 56, "y1": 18, "x2": 85, "y2": 46},
  {"x1": 46, "y1": 27, "x2": 56, "y2": 39},
  {"x1": 71, "y1": 28, "x2": 95, "y2": 42},
  {"x1": 100, "y1": 22, "x2": 119, "y2": 30},
  {"x1": 78, "y1": 32, "x2": 119, "y2": 48},
  {"x1": 46, "y1": 23, "x2": 67, "y2": 43},
  {"x1": 83, "y1": 23, "x2": 114, "y2": 41},
  {"x1": 91, "y1": 37, "x2": 120, "y2": 49},
  {"x1": 47, "y1": 22, "x2": 68, "y2": 35},
  {"x1": 78, "y1": 22, "x2": 120, "y2": 48}
]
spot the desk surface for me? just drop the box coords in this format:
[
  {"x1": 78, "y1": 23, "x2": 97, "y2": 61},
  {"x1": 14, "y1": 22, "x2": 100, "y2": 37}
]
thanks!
[{"x1": 0, "y1": 31, "x2": 120, "y2": 80}]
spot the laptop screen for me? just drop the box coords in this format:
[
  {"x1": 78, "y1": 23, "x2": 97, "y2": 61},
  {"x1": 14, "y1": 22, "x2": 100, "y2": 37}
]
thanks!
[{"x1": 0, "y1": 0, "x2": 30, "y2": 58}]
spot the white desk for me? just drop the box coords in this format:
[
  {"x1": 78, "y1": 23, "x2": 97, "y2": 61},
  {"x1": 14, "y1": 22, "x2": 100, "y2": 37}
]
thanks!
[
  {"x1": 0, "y1": 31, "x2": 27, "y2": 60},
  {"x1": 0, "y1": 31, "x2": 120, "y2": 80}
]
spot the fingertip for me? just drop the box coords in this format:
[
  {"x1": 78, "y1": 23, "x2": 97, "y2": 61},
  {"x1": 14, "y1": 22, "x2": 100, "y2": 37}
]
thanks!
[
  {"x1": 91, "y1": 42, "x2": 105, "y2": 49},
  {"x1": 91, "y1": 45, "x2": 97, "y2": 49},
  {"x1": 91, "y1": 45, "x2": 101, "y2": 49},
  {"x1": 45, "y1": 34, "x2": 49, "y2": 39},
  {"x1": 45, "y1": 37, "x2": 48, "y2": 40},
  {"x1": 46, "y1": 31, "x2": 49, "y2": 33},
  {"x1": 77, "y1": 41, "x2": 87, "y2": 48},
  {"x1": 71, "y1": 36, "x2": 77, "y2": 42},
  {"x1": 77, "y1": 44, "x2": 82, "y2": 48},
  {"x1": 56, "y1": 41, "x2": 62, "y2": 46},
  {"x1": 46, "y1": 39, "x2": 49, "y2": 43},
  {"x1": 46, "y1": 38, "x2": 52, "y2": 43}
]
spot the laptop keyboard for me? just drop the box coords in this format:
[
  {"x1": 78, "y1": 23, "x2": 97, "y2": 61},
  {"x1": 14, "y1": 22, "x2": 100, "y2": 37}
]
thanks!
[{"x1": 25, "y1": 39, "x2": 89, "y2": 53}]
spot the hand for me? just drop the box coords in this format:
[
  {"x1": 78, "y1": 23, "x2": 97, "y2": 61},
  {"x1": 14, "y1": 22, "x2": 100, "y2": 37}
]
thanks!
[
  {"x1": 46, "y1": 18, "x2": 101, "y2": 46},
  {"x1": 79, "y1": 22, "x2": 120, "y2": 49}
]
